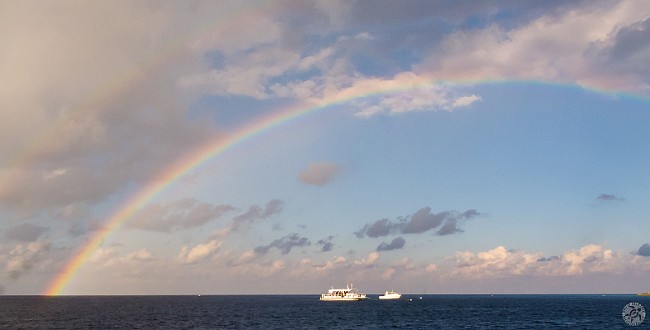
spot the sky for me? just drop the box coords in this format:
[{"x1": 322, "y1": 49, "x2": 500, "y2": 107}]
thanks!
[{"x1": 1, "y1": 0, "x2": 650, "y2": 295}]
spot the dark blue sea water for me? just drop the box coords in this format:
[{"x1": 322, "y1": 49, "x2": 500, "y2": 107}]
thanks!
[{"x1": 0, "y1": 294, "x2": 648, "y2": 329}]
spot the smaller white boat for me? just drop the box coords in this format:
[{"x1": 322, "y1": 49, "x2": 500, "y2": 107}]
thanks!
[{"x1": 378, "y1": 290, "x2": 401, "y2": 300}]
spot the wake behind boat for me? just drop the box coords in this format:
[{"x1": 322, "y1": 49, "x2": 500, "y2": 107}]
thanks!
[
  {"x1": 378, "y1": 290, "x2": 401, "y2": 300},
  {"x1": 320, "y1": 284, "x2": 367, "y2": 301}
]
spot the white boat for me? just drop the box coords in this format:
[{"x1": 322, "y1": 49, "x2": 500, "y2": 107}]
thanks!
[
  {"x1": 378, "y1": 290, "x2": 401, "y2": 300},
  {"x1": 320, "y1": 284, "x2": 367, "y2": 301}
]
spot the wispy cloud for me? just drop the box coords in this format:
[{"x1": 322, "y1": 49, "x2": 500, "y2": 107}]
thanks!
[
  {"x1": 5, "y1": 241, "x2": 52, "y2": 280},
  {"x1": 317, "y1": 236, "x2": 334, "y2": 252},
  {"x1": 298, "y1": 162, "x2": 340, "y2": 186},
  {"x1": 254, "y1": 233, "x2": 311, "y2": 256},
  {"x1": 596, "y1": 194, "x2": 625, "y2": 202},
  {"x1": 637, "y1": 243, "x2": 650, "y2": 257},
  {"x1": 5, "y1": 223, "x2": 48, "y2": 242},
  {"x1": 376, "y1": 237, "x2": 405, "y2": 251},
  {"x1": 128, "y1": 199, "x2": 234, "y2": 232},
  {"x1": 228, "y1": 199, "x2": 284, "y2": 233},
  {"x1": 3, "y1": 1, "x2": 650, "y2": 295},
  {"x1": 355, "y1": 207, "x2": 481, "y2": 238}
]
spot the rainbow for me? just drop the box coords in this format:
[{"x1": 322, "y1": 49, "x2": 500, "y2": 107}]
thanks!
[
  {"x1": 42, "y1": 75, "x2": 650, "y2": 295},
  {"x1": 33, "y1": 5, "x2": 650, "y2": 295},
  {"x1": 41, "y1": 74, "x2": 441, "y2": 295}
]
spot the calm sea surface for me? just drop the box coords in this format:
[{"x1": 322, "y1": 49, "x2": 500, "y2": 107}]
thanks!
[{"x1": 1, "y1": 294, "x2": 648, "y2": 329}]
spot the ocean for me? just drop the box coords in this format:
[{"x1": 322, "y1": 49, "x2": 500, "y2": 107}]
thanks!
[{"x1": 0, "y1": 294, "x2": 648, "y2": 329}]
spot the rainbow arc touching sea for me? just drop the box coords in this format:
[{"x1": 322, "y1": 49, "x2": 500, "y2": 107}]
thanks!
[
  {"x1": 43, "y1": 77, "x2": 650, "y2": 295},
  {"x1": 43, "y1": 103, "x2": 304, "y2": 296},
  {"x1": 42, "y1": 75, "x2": 436, "y2": 296},
  {"x1": 25, "y1": 3, "x2": 650, "y2": 296}
]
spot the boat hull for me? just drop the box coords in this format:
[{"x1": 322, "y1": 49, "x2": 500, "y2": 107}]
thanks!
[
  {"x1": 378, "y1": 291, "x2": 401, "y2": 300},
  {"x1": 320, "y1": 296, "x2": 366, "y2": 301}
]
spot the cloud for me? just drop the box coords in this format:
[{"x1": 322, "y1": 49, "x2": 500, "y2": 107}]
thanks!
[
  {"x1": 452, "y1": 94, "x2": 482, "y2": 108},
  {"x1": 354, "y1": 218, "x2": 392, "y2": 238},
  {"x1": 5, "y1": 223, "x2": 48, "y2": 242},
  {"x1": 589, "y1": 17, "x2": 650, "y2": 81},
  {"x1": 425, "y1": 263, "x2": 438, "y2": 273},
  {"x1": 436, "y1": 218, "x2": 463, "y2": 236},
  {"x1": 355, "y1": 207, "x2": 481, "y2": 238},
  {"x1": 637, "y1": 243, "x2": 650, "y2": 257},
  {"x1": 5, "y1": 241, "x2": 52, "y2": 280},
  {"x1": 0, "y1": 2, "x2": 221, "y2": 212},
  {"x1": 254, "y1": 233, "x2": 311, "y2": 255},
  {"x1": 299, "y1": 256, "x2": 348, "y2": 274},
  {"x1": 537, "y1": 256, "x2": 560, "y2": 262},
  {"x1": 596, "y1": 194, "x2": 625, "y2": 202},
  {"x1": 67, "y1": 219, "x2": 103, "y2": 238},
  {"x1": 228, "y1": 250, "x2": 257, "y2": 266},
  {"x1": 338, "y1": 74, "x2": 482, "y2": 118},
  {"x1": 230, "y1": 259, "x2": 287, "y2": 278},
  {"x1": 228, "y1": 199, "x2": 284, "y2": 232},
  {"x1": 186, "y1": 36, "x2": 483, "y2": 118},
  {"x1": 317, "y1": 236, "x2": 334, "y2": 252},
  {"x1": 90, "y1": 246, "x2": 154, "y2": 265},
  {"x1": 56, "y1": 203, "x2": 91, "y2": 222},
  {"x1": 284, "y1": 251, "x2": 383, "y2": 281},
  {"x1": 401, "y1": 208, "x2": 449, "y2": 234},
  {"x1": 178, "y1": 240, "x2": 222, "y2": 264},
  {"x1": 4, "y1": 1, "x2": 650, "y2": 295},
  {"x1": 452, "y1": 246, "x2": 537, "y2": 278},
  {"x1": 298, "y1": 162, "x2": 340, "y2": 186},
  {"x1": 451, "y1": 244, "x2": 626, "y2": 278},
  {"x1": 3, "y1": 0, "x2": 649, "y2": 217},
  {"x1": 354, "y1": 251, "x2": 380, "y2": 268},
  {"x1": 418, "y1": 1, "x2": 650, "y2": 94},
  {"x1": 129, "y1": 199, "x2": 234, "y2": 232},
  {"x1": 381, "y1": 268, "x2": 396, "y2": 280},
  {"x1": 376, "y1": 237, "x2": 405, "y2": 251},
  {"x1": 180, "y1": 46, "x2": 301, "y2": 99},
  {"x1": 560, "y1": 244, "x2": 619, "y2": 275}
]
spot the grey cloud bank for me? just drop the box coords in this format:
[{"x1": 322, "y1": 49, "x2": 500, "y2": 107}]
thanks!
[{"x1": 355, "y1": 207, "x2": 481, "y2": 238}]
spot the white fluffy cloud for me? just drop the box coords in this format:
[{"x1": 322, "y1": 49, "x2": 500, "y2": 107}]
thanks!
[
  {"x1": 3, "y1": 1, "x2": 650, "y2": 295},
  {"x1": 44, "y1": 242, "x2": 650, "y2": 294},
  {"x1": 90, "y1": 247, "x2": 154, "y2": 269},
  {"x1": 4, "y1": 241, "x2": 52, "y2": 280},
  {"x1": 450, "y1": 244, "x2": 643, "y2": 279},
  {"x1": 419, "y1": 1, "x2": 650, "y2": 93},
  {"x1": 451, "y1": 246, "x2": 543, "y2": 278},
  {"x1": 178, "y1": 240, "x2": 222, "y2": 264}
]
